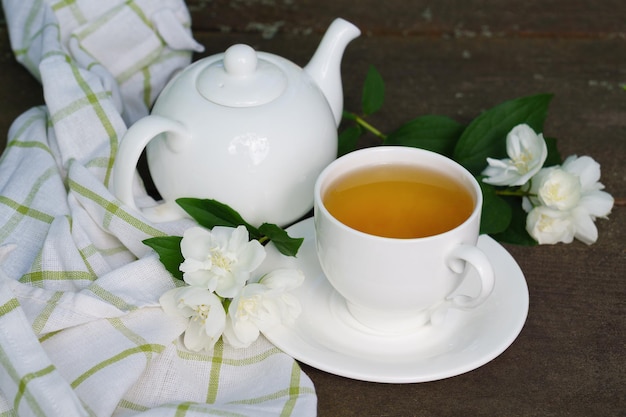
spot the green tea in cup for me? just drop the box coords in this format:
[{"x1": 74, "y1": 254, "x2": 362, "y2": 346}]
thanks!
[{"x1": 322, "y1": 164, "x2": 474, "y2": 239}]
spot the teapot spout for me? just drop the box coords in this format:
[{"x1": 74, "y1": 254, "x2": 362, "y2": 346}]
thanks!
[{"x1": 304, "y1": 18, "x2": 360, "y2": 126}]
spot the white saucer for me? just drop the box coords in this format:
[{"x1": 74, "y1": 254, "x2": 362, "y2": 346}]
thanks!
[{"x1": 262, "y1": 218, "x2": 529, "y2": 383}]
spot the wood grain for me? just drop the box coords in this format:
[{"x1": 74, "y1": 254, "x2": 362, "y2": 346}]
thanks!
[{"x1": 0, "y1": 2, "x2": 625, "y2": 416}]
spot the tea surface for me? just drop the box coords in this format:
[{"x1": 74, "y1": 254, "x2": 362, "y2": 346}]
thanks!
[{"x1": 323, "y1": 165, "x2": 474, "y2": 238}]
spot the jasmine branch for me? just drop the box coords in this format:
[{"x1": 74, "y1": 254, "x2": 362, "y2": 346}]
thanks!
[{"x1": 343, "y1": 111, "x2": 387, "y2": 140}]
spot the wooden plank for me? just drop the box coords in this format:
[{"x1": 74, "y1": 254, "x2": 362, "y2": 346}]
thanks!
[
  {"x1": 186, "y1": 0, "x2": 626, "y2": 37},
  {"x1": 0, "y1": 26, "x2": 43, "y2": 148}
]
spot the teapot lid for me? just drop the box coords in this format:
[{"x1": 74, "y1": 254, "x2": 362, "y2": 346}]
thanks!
[{"x1": 196, "y1": 44, "x2": 287, "y2": 107}]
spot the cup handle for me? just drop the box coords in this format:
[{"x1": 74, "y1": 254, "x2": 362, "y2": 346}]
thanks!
[
  {"x1": 112, "y1": 115, "x2": 190, "y2": 221},
  {"x1": 446, "y1": 243, "x2": 495, "y2": 309}
]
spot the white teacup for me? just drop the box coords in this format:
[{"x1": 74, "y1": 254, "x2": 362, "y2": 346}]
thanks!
[{"x1": 313, "y1": 146, "x2": 495, "y2": 333}]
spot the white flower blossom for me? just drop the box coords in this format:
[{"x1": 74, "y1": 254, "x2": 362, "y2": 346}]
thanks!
[
  {"x1": 524, "y1": 155, "x2": 614, "y2": 245},
  {"x1": 179, "y1": 226, "x2": 266, "y2": 298},
  {"x1": 562, "y1": 155, "x2": 614, "y2": 244},
  {"x1": 223, "y1": 268, "x2": 304, "y2": 348},
  {"x1": 482, "y1": 124, "x2": 548, "y2": 186},
  {"x1": 160, "y1": 286, "x2": 226, "y2": 352},
  {"x1": 525, "y1": 167, "x2": 581, "y2": 211},
  {"x1": 526, "y1": 206, "x2": 576, "y2": 244}
]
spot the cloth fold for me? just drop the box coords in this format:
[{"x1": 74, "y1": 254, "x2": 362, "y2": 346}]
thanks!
[{"x1": 0, "y1": 0, "x2": 317, "y2": 415}]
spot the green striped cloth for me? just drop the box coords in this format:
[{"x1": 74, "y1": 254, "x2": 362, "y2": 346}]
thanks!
[{"x1": 0, "y1": 1, "x2": 316, "y2": 415}]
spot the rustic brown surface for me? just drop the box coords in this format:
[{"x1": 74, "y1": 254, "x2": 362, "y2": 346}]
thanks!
[{"x1": 1, "y1": 1, "x2": 625, "y2": 416}]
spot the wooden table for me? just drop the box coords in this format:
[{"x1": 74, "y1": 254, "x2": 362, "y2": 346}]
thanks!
[{"x1": 1, "y1": 1, "x2": 624, "y2": 415}]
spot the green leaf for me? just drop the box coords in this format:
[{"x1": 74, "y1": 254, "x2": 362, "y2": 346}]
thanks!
[
  {"x1": 543, "y1": 136, "x2": 561, "y2": 167},
  {"x1": 337, "y1": 124, "x2": 362, "y2": 157},
  {"x1": 176, "y1": 198, "x2": 262, "y2": 240},
  {"x1": 478, "y1": 180, "x2": 512, "y2": 235},
  {"x1": 384, "y1": 115, "x2": 465, "y2": 157},
  {"x1": 490, "y1": 200, "x2": 538, "y2": 245},
  {"x1": 258, "y1": 223, "x2": 304, "y2": 257},
  {"x1": 176, "y1": 198, "x2": 303, "y2": 256},
  {"x1": 361, "y1": 66, "x2": 385, "y2": 116},
  {"x1": 143, "y1": 236, "x2": 184, "y2": 279},
  {"x1": 453, "y1": 93, "x2": 554, "y2": 175}
]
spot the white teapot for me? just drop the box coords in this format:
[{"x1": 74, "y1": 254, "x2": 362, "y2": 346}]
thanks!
[{"x1": 112, "y1": 18, "x2": 360, "y2": 226}]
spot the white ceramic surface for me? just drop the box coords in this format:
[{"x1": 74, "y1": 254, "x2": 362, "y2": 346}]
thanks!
[
  {"x1": 314, "y1": 147, "x2": 495, "y2": 333},
  {"x1": 263, "y1": 218, "x2": 529, "y2": 383},
  {"x1": 112, "y1": 18, "x2": 360, "y2": 226}
]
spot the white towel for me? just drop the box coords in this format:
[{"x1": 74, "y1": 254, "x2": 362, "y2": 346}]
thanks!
[{"x1": 0, "y1": 0, "x2": 317, "y2": 415}]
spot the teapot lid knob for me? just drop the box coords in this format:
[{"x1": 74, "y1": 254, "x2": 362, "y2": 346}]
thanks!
[
  {"x1": 223, "y1": 44, "x2": 257, "y2": 76},
  {"x1": 196, "y1": 44, "x2": 287, "y2": 107}
]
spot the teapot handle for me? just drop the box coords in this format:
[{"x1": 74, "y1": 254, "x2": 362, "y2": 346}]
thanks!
[{"x1": 112, "y1": 115, "x2": 190, "y2": 221}]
